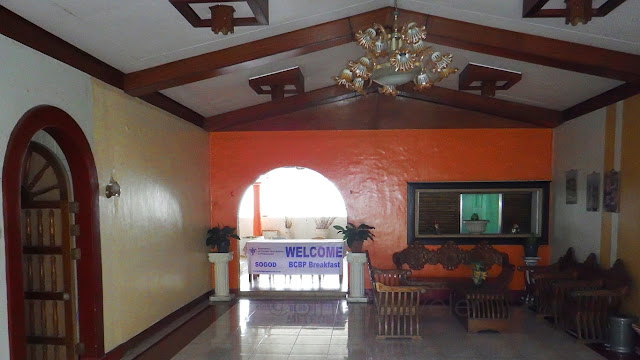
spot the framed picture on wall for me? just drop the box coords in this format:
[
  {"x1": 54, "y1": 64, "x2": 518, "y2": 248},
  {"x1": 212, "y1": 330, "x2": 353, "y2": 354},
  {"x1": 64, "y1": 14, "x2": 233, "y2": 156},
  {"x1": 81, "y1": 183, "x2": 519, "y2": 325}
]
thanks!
[
  {"x1": 586, "y1": 172, "x2": 600, "y2": 212},
  {"x1": 603, "y1": 169, "x2": 619, "y2": 213},
  {"x1": 565, "y1": 170, "x2": 577, "y2": 204}
]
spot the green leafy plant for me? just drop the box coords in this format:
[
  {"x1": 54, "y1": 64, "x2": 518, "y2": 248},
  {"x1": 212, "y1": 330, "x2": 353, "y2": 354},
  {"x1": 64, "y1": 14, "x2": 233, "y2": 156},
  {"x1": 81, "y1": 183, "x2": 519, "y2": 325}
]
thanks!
[
  {"x1": 206, "y1": 225, "x2": 240, "y2": 253},
  {"x1": 333, "y1": 222, "x2": 375, "y2": 252}
]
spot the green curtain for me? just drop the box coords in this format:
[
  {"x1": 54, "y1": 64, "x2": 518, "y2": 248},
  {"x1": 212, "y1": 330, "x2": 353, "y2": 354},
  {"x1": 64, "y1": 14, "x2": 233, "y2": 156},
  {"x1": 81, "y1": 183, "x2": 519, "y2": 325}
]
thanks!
[{"x1": 461, "y1": 194, "x2": 500, "y2": 234}]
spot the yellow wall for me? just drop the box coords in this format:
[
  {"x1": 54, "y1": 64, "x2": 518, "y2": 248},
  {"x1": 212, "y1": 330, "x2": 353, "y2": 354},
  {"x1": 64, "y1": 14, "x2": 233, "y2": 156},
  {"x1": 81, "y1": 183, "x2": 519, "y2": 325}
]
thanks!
[
  {"x1": 619, "y1": 94, "x2": 640, "y2": 314},
  {"x1": 91, "y1": 79, "x2": 211, "y2": 351}
]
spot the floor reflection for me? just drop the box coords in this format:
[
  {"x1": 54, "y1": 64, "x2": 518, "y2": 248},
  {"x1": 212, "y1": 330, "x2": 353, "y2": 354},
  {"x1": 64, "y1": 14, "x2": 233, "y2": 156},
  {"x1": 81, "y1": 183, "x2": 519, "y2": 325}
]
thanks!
[{"x1": 171, "y1": 299, "x2": 607, "y2": 360}]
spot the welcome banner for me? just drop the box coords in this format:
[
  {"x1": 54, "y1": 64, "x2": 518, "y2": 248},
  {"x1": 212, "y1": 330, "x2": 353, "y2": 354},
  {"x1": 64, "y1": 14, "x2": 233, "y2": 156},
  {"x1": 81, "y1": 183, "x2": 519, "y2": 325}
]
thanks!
[{"x1": 246, "y1": 239, "x2": 344, "y2": 275}]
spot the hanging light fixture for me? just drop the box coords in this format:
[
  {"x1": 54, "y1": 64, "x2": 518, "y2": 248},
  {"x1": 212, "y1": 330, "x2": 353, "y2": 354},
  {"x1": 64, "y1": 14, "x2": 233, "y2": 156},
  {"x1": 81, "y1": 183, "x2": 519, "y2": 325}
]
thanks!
[{"x1": 334, "y1": 1, "x2": 458, "y2": 96}]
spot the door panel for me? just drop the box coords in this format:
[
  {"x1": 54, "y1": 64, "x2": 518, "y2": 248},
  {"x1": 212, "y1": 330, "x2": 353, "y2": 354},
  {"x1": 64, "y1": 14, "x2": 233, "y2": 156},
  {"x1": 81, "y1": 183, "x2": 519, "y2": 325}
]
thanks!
[{"x1": 21, "y1": 142, "x2": 79, "y2": 360}]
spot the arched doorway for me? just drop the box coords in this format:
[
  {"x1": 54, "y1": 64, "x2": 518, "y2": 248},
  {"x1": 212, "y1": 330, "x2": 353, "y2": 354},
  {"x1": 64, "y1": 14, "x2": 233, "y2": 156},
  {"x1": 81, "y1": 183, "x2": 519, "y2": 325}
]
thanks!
[
  {"x1": 237, "y1": 167, "x2": 347, "y2": 293},
  {"x1": 3, "y1": 106, "x2": 104, "y2": 359}
]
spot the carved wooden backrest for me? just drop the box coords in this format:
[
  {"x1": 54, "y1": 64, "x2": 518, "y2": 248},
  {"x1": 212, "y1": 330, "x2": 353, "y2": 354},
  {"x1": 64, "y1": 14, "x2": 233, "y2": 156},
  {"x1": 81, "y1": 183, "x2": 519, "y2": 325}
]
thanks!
[
  {"x1": 576, "y1": 253, "x2": 601, "y2": 280},
  {"x1": 557, "y1": 247, "x2": 577, "y2": 271},
  {"x1": 392, "y1": 241, "x2": 511, "y2": 273},
  {"x1": 465, "y1": 241, "x2": 506, "y2": 271},
  {"x1": 435, "y1": 241, "x2": 465, "y2": 270},
  {"x1": 603, "y1": 259, "x2": 631, "y2": 292}
]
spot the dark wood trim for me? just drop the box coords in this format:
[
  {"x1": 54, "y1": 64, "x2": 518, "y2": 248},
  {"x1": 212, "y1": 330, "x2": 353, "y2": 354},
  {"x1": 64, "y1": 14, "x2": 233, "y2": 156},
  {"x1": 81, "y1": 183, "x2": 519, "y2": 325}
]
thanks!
[
  {"x1": 169, "y1": 0, "x2": 268, "y2": 28},
  {"x1": 248, "y1": 66, "x2": 305, "y2": 100},
  {"x1": 397, "y1": 85, "x2": 561, "y2": 128},
  {"x1": 0, "y1": 5, "x2": 204, "y2": 127},
  {"x1": 3, "y1": 106, "x2": 104, "y2": 360},
  {"x1": 124, "y1": 19, "x2": 353, "y2": 96},
  {"x1": 205, "y1": 83, "x2": 560, "y2": 131},
  {"x1": 138, "y1": 93, "x2": 204, "y2": 127},
  {"x1": 523, "y1": 0, "x2": 627, "y2": 18},
  {"x1": 101, "y1": 290, "x2": 216, "y2": 360},
  {"x1": 0, "y1": 5, "x2": 123, "y2": 88},
  {"x1": 132, "y1": 305, "x2": 215, "y2": 360},
  {"x1": 561, "y1": 80, "x2": 640, "y2": 122},
  {"x1": 126, "y1": 6, "x2": 640, "y2": 98},
  {"x1": 407, "y1": 181, "x2": 551, "y2": 246},
  {"x1": 423, "y1": 14, "x2": 640, "y2": 82},
  {"x1": 204, "y1": 85, "x2": 373, "y2": 131}
]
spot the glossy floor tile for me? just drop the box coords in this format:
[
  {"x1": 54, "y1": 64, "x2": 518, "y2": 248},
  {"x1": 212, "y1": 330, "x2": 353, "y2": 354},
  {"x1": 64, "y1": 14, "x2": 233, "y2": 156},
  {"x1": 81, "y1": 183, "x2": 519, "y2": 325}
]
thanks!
[{"x1": 170, "y1": 299, "x2": 607, "y2": 360}]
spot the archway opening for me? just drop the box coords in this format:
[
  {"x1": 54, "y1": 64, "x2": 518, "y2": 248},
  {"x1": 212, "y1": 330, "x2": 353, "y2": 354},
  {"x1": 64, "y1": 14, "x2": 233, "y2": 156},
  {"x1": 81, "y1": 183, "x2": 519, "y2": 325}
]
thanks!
[
  {"x1": 3, "y1": 106, "x2": 103, "y2": 360},
  {"x1": 237, "y1": 167, "x2": 348, "y2": 293}
]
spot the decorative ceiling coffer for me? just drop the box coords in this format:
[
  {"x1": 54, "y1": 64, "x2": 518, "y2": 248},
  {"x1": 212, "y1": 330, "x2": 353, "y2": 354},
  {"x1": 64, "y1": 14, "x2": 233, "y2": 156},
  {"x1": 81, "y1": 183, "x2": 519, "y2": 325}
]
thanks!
[
  {"x1": 211, "y1": 5, "x2": 235, "y2": 35},
  {"x1": 169, "y1": 0, "x2": 268, "y2": 34},
  {"x1": 458, "y1": 63, "x2": 522, "y2": 97},
  {"x1": 249, "y1": 67, "x2": 305, "y2": 101},
  {"x1": 522, "y1": 0, "x2": 627, "y2": 26}
]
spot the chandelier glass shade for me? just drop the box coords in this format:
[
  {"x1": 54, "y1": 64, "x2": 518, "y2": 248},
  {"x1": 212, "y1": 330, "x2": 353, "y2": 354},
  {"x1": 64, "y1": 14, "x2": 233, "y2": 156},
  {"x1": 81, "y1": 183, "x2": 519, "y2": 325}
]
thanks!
[{"x1": 334, "y1": 8, "x2": 458, "y2": 96}]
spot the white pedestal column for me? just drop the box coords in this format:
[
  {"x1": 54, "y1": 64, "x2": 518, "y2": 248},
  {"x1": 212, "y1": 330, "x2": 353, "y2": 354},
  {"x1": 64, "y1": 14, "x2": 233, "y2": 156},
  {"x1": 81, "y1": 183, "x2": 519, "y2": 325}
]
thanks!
[
  {"x1": 522, "y1": 256, "x2": 541, "y2": 305},
  {"x1": 346, "y1": 252, "x2": 368, "y2": 303},
  {"x1": 208, "y1": 252, "x2": 234, "y2": 301}
]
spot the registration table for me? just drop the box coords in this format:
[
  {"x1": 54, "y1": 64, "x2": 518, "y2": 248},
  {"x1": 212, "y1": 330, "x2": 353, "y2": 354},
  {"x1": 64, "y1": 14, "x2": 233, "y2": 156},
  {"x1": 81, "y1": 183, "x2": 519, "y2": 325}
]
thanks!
[{"x1": 246, "y1": 239, "x2": 344, "y2": 279}]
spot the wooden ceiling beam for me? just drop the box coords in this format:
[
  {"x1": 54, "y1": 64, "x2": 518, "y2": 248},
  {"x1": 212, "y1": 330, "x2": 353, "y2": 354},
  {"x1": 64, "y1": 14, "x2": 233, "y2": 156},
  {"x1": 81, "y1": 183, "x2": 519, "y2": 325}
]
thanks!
[
  {"x1": 0, "y1": 5, "x2": 204, "y2": 127},
  {"x1": 396, "y1": 84, "x2": 561, "y2": 128},
  {"x1": 561, "y1": 80, "x2": 640, "y2": 122},
  {"x1": 125, "y1": 6, "x2": 640, "y2": 99},
  {"x1": 0, "y1": 5, "x2": 123, "y2": 89},
  {"x1": 204, "y1": 85, "x2": 380, "y2": 131},
  {"x1": 423, "y1": 14, "x2": 640, "y2": 82},
  {"x1": 124, "y1": 18, "x2": 360, "y2": 96},
  {"x1": 205, "y1": 83, "x2": 562, "y2": 131}
]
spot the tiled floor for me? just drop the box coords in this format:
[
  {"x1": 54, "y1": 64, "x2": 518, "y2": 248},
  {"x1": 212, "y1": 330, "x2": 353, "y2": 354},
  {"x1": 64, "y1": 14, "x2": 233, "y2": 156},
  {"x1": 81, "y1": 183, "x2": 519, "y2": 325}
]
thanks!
[{"x1": 170, "y1": 299, "x2": 609, "y2": 360}]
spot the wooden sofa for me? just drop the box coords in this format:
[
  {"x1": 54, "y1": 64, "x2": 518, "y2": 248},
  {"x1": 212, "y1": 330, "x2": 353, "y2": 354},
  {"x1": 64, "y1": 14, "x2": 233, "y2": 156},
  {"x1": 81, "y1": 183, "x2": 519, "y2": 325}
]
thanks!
[
  {"x1": 550, "y1": 258, "x2": 631, "y2": 343},
  {"x1": 517, "y1": 247, "x2": 580, "y2": 318},
  {"x1": 391, "y1": 241, "x2": 514, "y2": 332},
  {"x1": 521, "y1": 249, "x2": 631, "y2": 343}
]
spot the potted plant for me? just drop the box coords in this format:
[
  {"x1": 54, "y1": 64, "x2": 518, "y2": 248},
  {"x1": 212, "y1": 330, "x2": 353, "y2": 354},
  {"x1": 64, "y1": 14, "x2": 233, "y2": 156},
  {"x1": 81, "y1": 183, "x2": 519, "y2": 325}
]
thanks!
[
  {"x1": 333, "y1": 222, "x2": 375, "y2": 252},
  {"x1": 523, "y1": 233, "x2": 540, "y2": 257},
  {"x1": 206, "y1": 225, "x2": 240, "y2": 253},
  {"x1": 314, "y1": 217, "x2": 336, "y2": 238}
]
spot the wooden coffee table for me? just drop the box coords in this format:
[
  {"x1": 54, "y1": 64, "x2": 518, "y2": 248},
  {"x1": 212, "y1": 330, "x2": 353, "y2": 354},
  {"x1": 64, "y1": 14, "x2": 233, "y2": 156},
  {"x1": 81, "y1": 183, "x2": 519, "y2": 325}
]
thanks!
[{"x1": 449, "y1": 279, "x2": 510, "y2": 333}]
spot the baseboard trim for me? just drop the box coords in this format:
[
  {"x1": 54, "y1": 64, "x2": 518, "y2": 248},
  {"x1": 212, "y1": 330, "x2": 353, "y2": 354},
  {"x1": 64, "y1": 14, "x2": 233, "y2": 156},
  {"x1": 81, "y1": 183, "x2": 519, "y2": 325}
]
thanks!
[{"x1": 102, "y1": 290, "x2": 215, "y2": 360}]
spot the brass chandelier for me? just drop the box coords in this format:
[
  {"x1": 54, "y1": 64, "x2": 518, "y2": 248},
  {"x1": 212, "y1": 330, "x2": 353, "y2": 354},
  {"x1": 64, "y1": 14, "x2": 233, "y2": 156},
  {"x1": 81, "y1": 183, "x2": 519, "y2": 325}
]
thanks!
[{"x1": 334, "y1": 2, "x2": 458, "y2": 96}]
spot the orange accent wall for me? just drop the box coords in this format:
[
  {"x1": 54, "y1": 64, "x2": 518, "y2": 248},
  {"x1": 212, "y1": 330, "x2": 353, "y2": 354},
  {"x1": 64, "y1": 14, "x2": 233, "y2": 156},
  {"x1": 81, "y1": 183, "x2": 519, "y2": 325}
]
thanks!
[{"x1": 209, "y1": 129, "x2": 553, "y2": 291}]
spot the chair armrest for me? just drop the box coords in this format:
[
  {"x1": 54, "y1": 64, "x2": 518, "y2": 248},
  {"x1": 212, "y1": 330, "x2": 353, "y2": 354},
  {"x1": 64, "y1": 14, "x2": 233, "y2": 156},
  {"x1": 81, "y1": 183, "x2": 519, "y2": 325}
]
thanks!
[
  {"x1": 532, "y1": 271, "x2": 577, "y2": 281},
  {"x1": 517, "y1": 264, "x2": 558, "y2": 272},
  {"x1": 371, "y1": 268, "x2": 412, "y2": 286},
  {"x1": 375, "y1": 282, "x2": 426, "y2": 293},
  {"x1": 571, "y1": 287, "x2": 629, "y2": 298},
  {"x1": 552, "y1": 279, "x2": 604, "y2": 290}
]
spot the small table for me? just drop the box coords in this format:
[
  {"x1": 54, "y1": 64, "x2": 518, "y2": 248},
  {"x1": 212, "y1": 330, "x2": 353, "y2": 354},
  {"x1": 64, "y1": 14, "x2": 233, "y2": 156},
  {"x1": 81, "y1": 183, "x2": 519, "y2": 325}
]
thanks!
[{"x1": 449, "y1": 279, "x2": 510, "y2": 333}]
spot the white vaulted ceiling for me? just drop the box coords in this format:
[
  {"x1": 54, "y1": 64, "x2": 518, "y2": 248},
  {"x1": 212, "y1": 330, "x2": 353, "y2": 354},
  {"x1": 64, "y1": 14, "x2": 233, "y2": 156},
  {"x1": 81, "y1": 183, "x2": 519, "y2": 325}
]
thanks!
[{"x1": 2, "y1": 0, "x2": 639, "y2": 128}]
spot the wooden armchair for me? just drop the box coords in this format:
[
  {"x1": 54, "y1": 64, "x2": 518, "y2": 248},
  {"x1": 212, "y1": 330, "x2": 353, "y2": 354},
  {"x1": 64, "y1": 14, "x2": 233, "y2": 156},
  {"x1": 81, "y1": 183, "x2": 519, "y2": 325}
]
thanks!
[
  {"x1": 525, "y1": 248, "x2": 585, "y2": 318},
  {"x1": 558, "y1": 259, "x2": 631, "y2": 343},
  {"x1": 366, "y1": 251, "x2": 424, "y2": 339},
  {"x1": 374, "y1": 282, "x2": 424, "y2": 339}
]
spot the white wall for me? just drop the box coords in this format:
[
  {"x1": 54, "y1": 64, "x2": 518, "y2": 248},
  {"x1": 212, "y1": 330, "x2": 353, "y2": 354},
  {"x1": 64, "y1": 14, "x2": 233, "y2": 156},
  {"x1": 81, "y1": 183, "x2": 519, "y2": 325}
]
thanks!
[
  {"x1": 551, "y1": 109, "x2": 606, "y2": 262},
  {"x1": 0, "y1": 34, "x2": 93, "y2": 360}
]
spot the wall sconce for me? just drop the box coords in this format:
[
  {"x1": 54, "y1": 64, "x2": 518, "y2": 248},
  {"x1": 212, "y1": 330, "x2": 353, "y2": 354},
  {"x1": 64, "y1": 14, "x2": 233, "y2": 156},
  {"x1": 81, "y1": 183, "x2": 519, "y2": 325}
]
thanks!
[{"x1": 105, "y1": 177, "x2": 121, "y2": 198}]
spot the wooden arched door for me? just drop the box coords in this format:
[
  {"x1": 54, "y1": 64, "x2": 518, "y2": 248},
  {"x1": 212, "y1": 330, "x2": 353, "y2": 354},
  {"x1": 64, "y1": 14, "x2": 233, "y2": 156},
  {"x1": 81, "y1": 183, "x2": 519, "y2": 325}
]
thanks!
[{"x1": 21, "y1": 141, "x2": 79, "y2": 360}]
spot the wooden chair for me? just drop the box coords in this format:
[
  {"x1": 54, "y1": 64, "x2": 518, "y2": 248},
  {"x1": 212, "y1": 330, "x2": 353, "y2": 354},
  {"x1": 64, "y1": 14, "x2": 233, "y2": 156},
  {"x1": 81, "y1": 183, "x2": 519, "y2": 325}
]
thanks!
[
  {"x1": 525, "y1": 248, "x2": 581, "y2": 318},
  {"x1": 558, "y1": 259, "x2": 631, "y2": 343},
  {"x1": 365, "y1": 251, "x2": 424, "y2": 339},
  {"x1": 374, "y1": 282, "x2": 424, "y2": 339}
]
